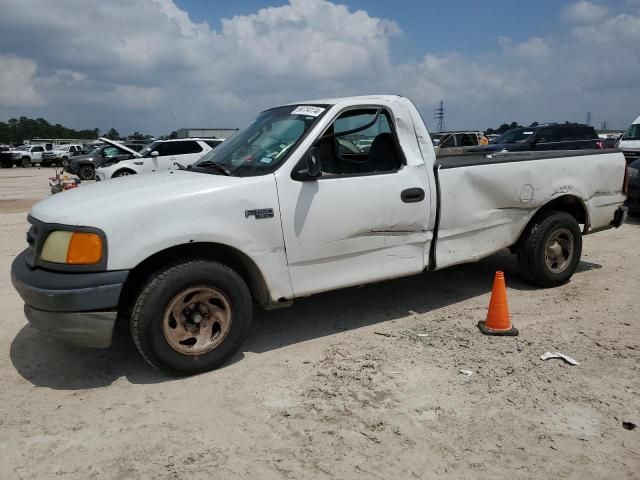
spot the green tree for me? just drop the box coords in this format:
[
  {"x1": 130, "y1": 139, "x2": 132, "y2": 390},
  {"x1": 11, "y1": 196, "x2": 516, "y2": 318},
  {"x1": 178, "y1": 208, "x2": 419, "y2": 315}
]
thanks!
[{"x1": 105, "y1": 128, "x2": 120, "y2": 140}]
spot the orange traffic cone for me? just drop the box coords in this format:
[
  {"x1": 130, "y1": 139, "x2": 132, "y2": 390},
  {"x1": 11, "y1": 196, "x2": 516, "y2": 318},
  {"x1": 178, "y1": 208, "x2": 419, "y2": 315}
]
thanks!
[{"x1": 477, "y1": 271, "x2": 519, "y2": 336}]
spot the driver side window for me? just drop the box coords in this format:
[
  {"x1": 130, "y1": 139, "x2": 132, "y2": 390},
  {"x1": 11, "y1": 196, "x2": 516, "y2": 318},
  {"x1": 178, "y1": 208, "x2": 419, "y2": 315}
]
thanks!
[{"x1": 318, "y1": 108, "x2": 403, "y2": 176}]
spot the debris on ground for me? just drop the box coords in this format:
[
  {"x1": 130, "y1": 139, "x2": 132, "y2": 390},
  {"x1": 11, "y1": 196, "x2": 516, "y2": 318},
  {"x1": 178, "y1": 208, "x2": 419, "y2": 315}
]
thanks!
[{"x1": 540, "y1": 351, "x2": 580, "y2": 365}]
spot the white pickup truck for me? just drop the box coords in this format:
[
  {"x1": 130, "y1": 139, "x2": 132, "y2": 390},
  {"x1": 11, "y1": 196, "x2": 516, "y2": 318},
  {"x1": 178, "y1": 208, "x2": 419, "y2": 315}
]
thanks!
[{"x1": 11, "y1": 95, "x2": 628, "y2": 375}]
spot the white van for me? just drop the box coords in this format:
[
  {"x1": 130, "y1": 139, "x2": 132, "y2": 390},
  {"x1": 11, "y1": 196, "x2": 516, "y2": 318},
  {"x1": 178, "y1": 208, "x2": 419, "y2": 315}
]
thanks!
[{"x1": 618, "y1": 115, "x2": 640, "y2": 165}]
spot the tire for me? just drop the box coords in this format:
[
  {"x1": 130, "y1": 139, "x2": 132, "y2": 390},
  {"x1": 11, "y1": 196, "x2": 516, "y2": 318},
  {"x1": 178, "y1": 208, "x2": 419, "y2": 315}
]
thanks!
[
  {"x1": 78, "y1": 164, "x2": 95, "y2": 180},
  {"x1": 113, "y1": 169, "x2": 135, "y2": 178},
  {"x1": 21, "y1": 157, "x2": 31, "y2": 168},
  {"x1": 130, "y1": 259, "x2": 253, "y2": 375},
  {"x1": 517, "y1": 210, "x2": 582, "y2": 287},
  {"x1": 0, "y1": 162, "x2": 11, "y2": 168}
]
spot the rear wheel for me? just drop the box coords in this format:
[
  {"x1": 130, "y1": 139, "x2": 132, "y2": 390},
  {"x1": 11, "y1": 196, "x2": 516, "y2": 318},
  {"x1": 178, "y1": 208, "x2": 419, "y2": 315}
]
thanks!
[
  {"x1": 0, "y1": 162, "x2": 11, "y2": 168},
  {"x1": 130, "y1": 259, "x2": 253, "y2": 375},
  {"x1": 21, "y1": 157, "x2": 31, "y2": 168},
  {"x1": 517, "y1": 211, "x2": 582, "y2": 287},
  {"x1": 78, "y1": 164, "x2": 95, "y2": 180}
]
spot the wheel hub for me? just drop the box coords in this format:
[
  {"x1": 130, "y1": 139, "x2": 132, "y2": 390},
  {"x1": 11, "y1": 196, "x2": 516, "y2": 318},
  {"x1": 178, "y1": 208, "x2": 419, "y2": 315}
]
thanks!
[
  {"x1": 162, "y1": 286, "x2": 232, "y2": 355},
  {"x1": 544, "y1": 228, "x2": 574, "y2": 274}
]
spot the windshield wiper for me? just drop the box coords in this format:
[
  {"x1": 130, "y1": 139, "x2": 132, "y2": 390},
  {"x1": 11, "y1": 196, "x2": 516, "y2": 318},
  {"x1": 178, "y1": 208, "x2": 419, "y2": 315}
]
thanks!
[
  {"x1": 195, "y1": 160, "x2": 232, "y2": 176},
  {"x1": 173, "y1": 161, "x2": 186, "y2": 170}
]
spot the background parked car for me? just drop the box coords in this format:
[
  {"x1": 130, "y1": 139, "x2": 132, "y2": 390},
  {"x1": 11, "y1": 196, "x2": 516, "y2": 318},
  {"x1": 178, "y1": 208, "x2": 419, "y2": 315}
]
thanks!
[
  {"x1": 618, "y1": 115, "x2": 640, "y2": 165},
  {"x1": 95, "y1": 138, "x2": 223, "y2": 180},
  {"x1": 625, "y1": 158, "x2": 640, "y2": 216},
  {"x1": 472, "y1": 124, "x2": 601, "y2": 153},
  {"x1": 431, "y1": 131, "x2": 488, "y2": 156},
  {"x1": 41, "y1": 144, "x2": 83, "y2": 166},
  {"x1": 65, "y1": 141, "x2": 142, "y2": 180},
  {"x1": 0, "y1": 144, "x2": 46, "y2": 168}
]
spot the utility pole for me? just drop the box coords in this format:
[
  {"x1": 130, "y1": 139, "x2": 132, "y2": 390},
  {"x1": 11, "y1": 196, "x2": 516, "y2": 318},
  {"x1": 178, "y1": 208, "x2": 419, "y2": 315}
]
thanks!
[
  {"x1": 601, "y1": 120, "x2": 608, "y2": 130},
  {"x1": 586, "y1": 111, "x2": 592, "y2": 126},
  {"x1": 434, "y1": 101, "x2": 445, "y2": 132}
]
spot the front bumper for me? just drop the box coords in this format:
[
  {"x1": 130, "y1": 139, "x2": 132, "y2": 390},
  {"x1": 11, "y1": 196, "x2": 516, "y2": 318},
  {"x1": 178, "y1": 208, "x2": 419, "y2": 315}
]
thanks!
[{"x1": 11, "y1": 251, "x2": 129, "y2": 348}]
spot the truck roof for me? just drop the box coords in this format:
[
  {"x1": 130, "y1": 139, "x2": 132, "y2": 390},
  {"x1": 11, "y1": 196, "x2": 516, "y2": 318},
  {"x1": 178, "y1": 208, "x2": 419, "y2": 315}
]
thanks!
[{"x1": 287, "y1": 94, "x2": 404, "y2": 108}]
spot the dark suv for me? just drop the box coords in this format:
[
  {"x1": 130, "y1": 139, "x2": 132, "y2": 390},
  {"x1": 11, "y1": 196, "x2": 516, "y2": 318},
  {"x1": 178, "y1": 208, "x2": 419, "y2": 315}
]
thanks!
[{"x1": 473, "y1": 124, "x2": 601, "y2": 153}]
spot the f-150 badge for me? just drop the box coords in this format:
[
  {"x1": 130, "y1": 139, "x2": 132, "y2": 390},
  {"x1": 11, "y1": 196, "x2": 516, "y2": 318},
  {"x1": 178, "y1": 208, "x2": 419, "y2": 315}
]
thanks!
[{"x1": 245, "y1": 208, "x2": 274, "y2": 219}]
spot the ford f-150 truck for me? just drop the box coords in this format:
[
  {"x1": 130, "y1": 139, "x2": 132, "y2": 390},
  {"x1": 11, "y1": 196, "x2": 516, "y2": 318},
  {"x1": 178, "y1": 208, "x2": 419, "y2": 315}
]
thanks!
[{"x1": 11, "y1": 95, "x2": 628, "y2": 375}]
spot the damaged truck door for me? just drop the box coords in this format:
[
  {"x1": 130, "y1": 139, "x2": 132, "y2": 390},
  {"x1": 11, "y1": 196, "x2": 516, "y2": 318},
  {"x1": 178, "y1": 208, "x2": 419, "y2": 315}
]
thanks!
[{"x1": 277, "y1": 105, "x2": 432, "y2": 297}]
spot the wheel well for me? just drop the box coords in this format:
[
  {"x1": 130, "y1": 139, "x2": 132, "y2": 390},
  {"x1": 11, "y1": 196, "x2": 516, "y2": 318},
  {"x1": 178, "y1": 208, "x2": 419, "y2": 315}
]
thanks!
[
  {"x1": 113, "y1": 168, "x2": 136, "y2": 177},
  {"x1": 511, "y1": 195, "x2": 588, "y2": 251},
  {"x1": 118, "y1": 242, "x2": 271, "y2": 321}
]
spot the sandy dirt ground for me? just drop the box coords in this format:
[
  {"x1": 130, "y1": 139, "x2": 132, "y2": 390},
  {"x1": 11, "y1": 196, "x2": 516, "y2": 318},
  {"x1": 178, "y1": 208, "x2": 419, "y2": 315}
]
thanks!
[{"x1": 0, "y1": 168, "x2": 638, "y2": 479}]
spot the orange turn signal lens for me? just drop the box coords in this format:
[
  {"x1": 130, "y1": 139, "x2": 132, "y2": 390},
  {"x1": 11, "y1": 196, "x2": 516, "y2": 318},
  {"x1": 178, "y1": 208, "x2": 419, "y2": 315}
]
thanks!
[{"x1": 66, "y1": 232, "x2": 103, "y2": 265}]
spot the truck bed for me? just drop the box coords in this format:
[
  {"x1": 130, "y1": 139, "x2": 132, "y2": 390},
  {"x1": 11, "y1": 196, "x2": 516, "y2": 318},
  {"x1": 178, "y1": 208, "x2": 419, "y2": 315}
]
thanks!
[
  {"x1": 437, "y1": 149, "x2": 620, "y2": 169},
  {"x1": 433, "y1": 148, "x2": 626, "y2": 270}
]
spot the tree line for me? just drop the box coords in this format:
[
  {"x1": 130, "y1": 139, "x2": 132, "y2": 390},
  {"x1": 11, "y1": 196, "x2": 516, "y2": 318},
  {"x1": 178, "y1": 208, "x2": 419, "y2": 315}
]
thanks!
[{"x1": 0, "y1": 116, "x2": 161, "y2": 145}]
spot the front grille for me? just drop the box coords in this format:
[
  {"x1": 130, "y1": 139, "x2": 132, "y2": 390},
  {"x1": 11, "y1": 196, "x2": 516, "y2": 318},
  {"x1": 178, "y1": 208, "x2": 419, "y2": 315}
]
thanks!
[
  {"x1": 623, "y1": 150, "x2": 640, "y2": 164},
  {"x1": 42, "y1": 152, "x2": 57, "y2": 160}
]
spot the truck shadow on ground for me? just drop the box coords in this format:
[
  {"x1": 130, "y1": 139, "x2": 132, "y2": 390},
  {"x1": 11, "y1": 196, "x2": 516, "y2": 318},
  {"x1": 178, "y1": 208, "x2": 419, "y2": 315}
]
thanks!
[{"x1": 10, "y1": 249, "x2": 602, "y2": 390}]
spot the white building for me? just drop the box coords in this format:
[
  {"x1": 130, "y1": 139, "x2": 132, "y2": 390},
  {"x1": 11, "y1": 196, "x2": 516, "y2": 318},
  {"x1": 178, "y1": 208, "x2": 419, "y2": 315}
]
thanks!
[{"x1": 177, "y1": 128, "x2": 239, "y2": 139}]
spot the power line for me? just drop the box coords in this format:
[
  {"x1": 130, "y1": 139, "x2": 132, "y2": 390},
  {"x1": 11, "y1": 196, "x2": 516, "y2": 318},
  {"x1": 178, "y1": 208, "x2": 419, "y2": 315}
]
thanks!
[{"x1": 434, "y1": 101, "x2": 445, "y2": 132}]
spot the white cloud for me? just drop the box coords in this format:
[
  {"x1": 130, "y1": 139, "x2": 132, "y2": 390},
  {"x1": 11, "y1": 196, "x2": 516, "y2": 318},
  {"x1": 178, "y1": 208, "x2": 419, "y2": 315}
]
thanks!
[
  {"x1": 513, "y1": 38, "x2": 551, "y2": 58},
  {"x1": 0, "y1": 55, "x2": 44, "y2": 107},
  {"x1": 0, "y1": 0, "x2": 638, "y2": 132},
  {"x1": 565, "y1": 1, "x2": 609, "y2": 23}
]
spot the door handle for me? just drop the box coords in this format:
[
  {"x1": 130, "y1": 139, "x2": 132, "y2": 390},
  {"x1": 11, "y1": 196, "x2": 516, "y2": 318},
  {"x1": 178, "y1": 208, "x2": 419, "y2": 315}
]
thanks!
[{"x1": 401, "y1": 188, "x2": 425, "y2": 203}]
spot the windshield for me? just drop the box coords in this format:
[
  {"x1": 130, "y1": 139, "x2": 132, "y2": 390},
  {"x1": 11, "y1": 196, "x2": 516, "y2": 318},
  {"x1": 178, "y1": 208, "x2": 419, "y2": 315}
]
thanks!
[
  {"x1": 14, "y1": 146, "x2": 28, "y2": 151},
  {"x1": 491, "y1": 128, "x2": 534, "y2": 144},
  {"x1": 85, "y1": 146, "x2": 102, "y2": 156},
  {"x1": 192, "y1": 105, "x2": 328, "y2": 176},
  {"x1": 138, "y1": 141, "x2": 161, "y2": 157},
  {"x1": 622, "y1": 124, "x2": 640, "y2": 141}
]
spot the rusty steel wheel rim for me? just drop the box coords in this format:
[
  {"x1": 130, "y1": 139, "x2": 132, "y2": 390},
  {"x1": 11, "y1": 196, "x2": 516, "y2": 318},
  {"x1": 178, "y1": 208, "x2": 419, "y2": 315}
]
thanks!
[
  {"x1": 545, "y1": 227, "x2": 574, "y2": 274},
  {"x1": 162, "y1": 286, "x2": 232, "y2": 356}
]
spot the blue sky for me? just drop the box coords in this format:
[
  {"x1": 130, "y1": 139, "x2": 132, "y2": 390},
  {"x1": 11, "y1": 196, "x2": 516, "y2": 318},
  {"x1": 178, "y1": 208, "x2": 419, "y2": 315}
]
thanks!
[{"x1": 0, "y1": 0, "x2": 638, "y2": 134}]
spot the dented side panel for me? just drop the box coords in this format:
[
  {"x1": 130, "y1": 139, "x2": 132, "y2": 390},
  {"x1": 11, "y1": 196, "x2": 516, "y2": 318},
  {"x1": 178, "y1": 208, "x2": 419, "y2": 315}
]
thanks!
[{"x1": 435, "y1": 152, "x2": 626, "y2": 269}]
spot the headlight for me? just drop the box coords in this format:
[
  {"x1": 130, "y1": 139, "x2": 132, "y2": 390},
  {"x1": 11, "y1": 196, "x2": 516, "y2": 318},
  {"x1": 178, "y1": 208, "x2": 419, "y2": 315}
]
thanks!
[{"x1": 41, "y1": 231, "x2": 103, "y2": 265}]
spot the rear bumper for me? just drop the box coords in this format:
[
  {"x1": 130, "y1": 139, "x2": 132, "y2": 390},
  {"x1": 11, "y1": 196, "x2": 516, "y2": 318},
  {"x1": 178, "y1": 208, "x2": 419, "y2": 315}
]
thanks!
[
  {"x1": 585, "y1": 205, "x2": 628, "y2": 234},
  {"x1": 613, "y1": 205, "x2": 628, "y2": 227},
  {"x1": 11, "y1": 251, "x2": 128, "y2": 348}
]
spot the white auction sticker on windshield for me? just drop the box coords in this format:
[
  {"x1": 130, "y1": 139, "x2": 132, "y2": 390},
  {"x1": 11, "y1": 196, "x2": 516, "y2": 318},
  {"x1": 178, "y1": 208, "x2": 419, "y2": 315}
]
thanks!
[{"x1": 291, "y1": 106, "x2": 325, "y2": 117}]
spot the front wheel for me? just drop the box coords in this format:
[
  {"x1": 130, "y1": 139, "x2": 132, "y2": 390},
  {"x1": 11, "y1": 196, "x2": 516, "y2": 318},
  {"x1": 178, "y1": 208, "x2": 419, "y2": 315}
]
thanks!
[
  {"x1": 130, "y1": 260, "x2": 253, "y2": 375},
  {"x1": 77, "y1": 164, "x2": 95, "y2": 180},
  {"x1": 21, "y1": 157, "x2": 31, "y2": 168},
  {"x1": 517, "y1": 211, "x2": 582, "y2": 287}
]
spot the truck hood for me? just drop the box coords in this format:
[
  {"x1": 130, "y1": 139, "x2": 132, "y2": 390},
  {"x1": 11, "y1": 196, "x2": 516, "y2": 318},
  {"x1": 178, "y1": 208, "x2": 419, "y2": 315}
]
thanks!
[
  {"x1": 30, "y1": 171, "x2": 244, "y2": 226},
  {"x1": 619, "y1": 140, "x2": 640, "y2": 150}
]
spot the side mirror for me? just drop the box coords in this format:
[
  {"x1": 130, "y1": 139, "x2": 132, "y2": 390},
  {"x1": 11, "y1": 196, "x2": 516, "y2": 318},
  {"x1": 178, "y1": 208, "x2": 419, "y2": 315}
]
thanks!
[
  {"x1": 292, "y1": 147, "x2": 322, "y2": 181},
  {"x1": 150, "y1": 151, "x2": 159, "y2": 157}
]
